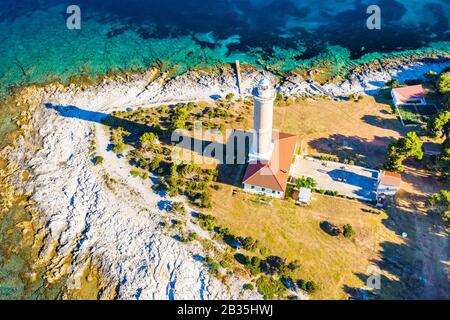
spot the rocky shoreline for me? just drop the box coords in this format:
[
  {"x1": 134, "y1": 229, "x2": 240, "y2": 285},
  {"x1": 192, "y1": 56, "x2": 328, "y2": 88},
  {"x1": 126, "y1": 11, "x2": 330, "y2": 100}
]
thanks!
[{"x1": 1, "y1": 53, "x2": 449, "y2": 300}]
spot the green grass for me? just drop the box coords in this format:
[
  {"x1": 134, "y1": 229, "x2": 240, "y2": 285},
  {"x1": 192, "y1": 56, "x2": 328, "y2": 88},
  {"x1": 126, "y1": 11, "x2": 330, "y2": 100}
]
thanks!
[{"x1": 397, "y1": 104, "x2": 438, "y2": 125}]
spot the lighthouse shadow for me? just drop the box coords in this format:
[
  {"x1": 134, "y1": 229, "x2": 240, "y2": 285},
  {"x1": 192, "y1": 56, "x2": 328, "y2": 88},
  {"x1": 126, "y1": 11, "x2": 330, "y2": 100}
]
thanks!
[{"x1": 175, "y1": 129, "x2": 251, "y2": 188}]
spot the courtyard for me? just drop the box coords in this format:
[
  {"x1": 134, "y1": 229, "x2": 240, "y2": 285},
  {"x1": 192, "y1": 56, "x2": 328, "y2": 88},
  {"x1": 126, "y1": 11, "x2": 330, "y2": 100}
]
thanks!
[{"x1": 290, "y1": 156, "x2": 379, "y2": 201}]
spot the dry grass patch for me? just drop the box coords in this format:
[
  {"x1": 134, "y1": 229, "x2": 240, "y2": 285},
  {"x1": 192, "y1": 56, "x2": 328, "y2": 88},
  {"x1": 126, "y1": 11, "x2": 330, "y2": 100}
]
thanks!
[{"x1": 207, "y1": 185, "x2": 402, "y2": 299}]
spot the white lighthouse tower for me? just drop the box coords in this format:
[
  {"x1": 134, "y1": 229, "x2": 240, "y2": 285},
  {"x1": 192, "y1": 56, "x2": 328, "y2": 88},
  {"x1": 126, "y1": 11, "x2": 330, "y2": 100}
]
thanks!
[{"x1": 248, "y1": 78, "x2": 276, "y2": 162}]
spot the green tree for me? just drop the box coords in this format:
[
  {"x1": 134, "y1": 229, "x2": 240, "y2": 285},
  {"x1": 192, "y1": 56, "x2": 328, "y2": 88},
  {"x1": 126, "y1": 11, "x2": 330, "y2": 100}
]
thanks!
[
  {"x1": 426, "y1": 190, "x2": 450, "y2": 223},
  {"x1": 437, "y1": 72, "x2": 450, "y2": 94},
  {"x1": 225, "y1": 93, "x2": 234, "y2": 101},
  {"x1": 384, "y1": 132, "x2": 423, "y2": 172},
  {"x1": 139, "y1": 132, "x2": 158, "y2": 151},
  {"x1": 170, "y1": 106, "x2": 190, "y2": 130},
  {"x1": 427, "y1": 111, "x2": 450, "y2": 139},
  {"x1": 297, "y1": 280, "x2": 318, "y2": 294},
  {"x1": 255, "y1": 276, "x2": 286, "y2": 300},
  {"x1": 342, "y1": 224, "x2": 355, "y2": 238},
  {"x1": 295, "y1": 176, "x2": 317, "y2": 189},
  {"x1": 93, "y1": 156, "x2": 104, "y2": 165},
  {"x1": 149, "y1": 157, "x2": 162, "y2": 172},
  {"x1": 386, "y1": 79, "x2": 400, "y2": 88},
  {"x1": 111, "y1": 127, "x2": 130, "y2": 155}
]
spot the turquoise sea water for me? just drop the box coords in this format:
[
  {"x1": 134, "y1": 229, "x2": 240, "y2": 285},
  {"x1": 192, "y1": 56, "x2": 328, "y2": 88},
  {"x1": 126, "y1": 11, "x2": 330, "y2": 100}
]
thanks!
[{"x1": 0, "y1": 0, "x2": 449, "y2": 97}]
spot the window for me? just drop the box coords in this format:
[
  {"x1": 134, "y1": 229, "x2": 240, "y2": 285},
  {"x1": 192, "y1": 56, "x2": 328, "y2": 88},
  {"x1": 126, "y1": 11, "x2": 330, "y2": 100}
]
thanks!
[
  {"x1": 272, "y1": 190, "x2": 276, "y2": 194},
  {"x1": 251, "y1": 185, "x2": 255, "y2": 189},
  {"x1": 262, "y1": 188, "x2": 265, "y2": 191}
]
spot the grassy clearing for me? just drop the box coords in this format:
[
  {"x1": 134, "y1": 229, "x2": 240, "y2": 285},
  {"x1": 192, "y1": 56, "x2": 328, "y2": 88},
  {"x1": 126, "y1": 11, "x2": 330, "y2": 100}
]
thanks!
[
  {"x1": 207, "y1": 185, "x2": 401, "y2": 299},
  {"x1": 273, "y1": 96, "x2": 405, "y2": 167}
]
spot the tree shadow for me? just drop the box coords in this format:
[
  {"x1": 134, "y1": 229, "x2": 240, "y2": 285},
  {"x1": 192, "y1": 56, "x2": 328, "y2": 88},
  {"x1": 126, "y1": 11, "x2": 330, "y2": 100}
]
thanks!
[
  {"x1": 47, "y1": 103, "x2": 251, "y2": 188},
  {"x1": 172, "y1": 129, "x2": 252, "y2": 187},
  {"x1": 45, "y1": 103, "x2": 153, "y2": 145},
  {"x1": 361, "y1": 115, "x2": 407, "y2": 135},
  {"x1": 308, "y1": 134, "x2": 394, "y2": 168},
  {"x1": 344, "y1": 196, "x2": 450, "y2": 300}
]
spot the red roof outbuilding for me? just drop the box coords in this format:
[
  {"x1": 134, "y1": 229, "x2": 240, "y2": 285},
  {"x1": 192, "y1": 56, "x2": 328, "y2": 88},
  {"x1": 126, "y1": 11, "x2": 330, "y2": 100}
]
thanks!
[{"x1": 391, "y1": 85, "x2": 425, "y2": 105}]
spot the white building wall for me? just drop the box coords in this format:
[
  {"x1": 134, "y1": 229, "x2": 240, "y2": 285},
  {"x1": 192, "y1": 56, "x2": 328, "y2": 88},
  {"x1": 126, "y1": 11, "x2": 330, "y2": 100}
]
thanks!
[
  {"x1": 376, "y1": 184, "x2": 398, "y2": 196},
  {"x1": 243, "y1": 184, "x2": 284, "y2": 198}
]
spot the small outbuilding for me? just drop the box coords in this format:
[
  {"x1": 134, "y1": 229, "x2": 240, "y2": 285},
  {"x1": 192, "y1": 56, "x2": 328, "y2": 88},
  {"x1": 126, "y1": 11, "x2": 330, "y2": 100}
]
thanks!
[
  {"x1": 377, "y1": 170, "x2": 401, "y2": 197},
  {"x1": 391, "y1": 84, "x2": 426, "y2": 106},
  {"x1": 297, "y1": 187, "x2": 312, "y2": 205}
]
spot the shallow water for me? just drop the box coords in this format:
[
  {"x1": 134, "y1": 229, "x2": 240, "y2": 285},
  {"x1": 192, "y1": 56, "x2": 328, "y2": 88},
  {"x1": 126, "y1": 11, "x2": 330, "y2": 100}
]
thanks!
[{"x1": 0, "y1": 0, "x2": 448, "y2": 97}]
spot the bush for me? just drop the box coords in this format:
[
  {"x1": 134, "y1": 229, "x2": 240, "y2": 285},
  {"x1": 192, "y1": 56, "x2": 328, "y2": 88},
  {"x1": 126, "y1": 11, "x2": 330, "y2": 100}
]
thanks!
[
  {"x1": 113, "y1": 142, "x2": 126, "y2": 155},
  {"x1": 295, "y1": 176, "x2": 317, "y2": 189},
  {"x1": 198, "y1": 190, "x2": 212, "y2": 208},
  {"x1": 93, "y1": 156, "x2": 104, "y2": 165},
  {"x1": 234, "y1": 253, "x2": 250, "y2": 265},
  {"x1": 130, "y1": 169, "x2": 140, "y2": 177},
  {"x1": 188, "y1": 232, "x2": 198, "y2": 242},
  {"x1": 437, "y1": 72, "x2": 450, "y2": 94},
  {"x1": 259, "y1": 247, "x2": 270, "y2": 256},
  {"x1": 248, "y1": 256, "x2": 262, "y2": 275},
  {"x1": 197, "y1": 213, "x2": 216, "y2": 231},
  {"x1": 426, "y1": 190, "x2": 450, "y2": 224},
  {"x1": 243, "y1": 283, "x2": 254, "y2": 291},
  {"x1": 297, "y1": 280, "x2": 317, "y2": 293},
  {"x1": 171, "y1": 202, "x2": 186, "y2": 215},
  {"x1": 386, "y1": 79, "x2": 400, "y2": 88},
  {"x1": 342, "y1": 224, "x2": 355, "y2": 238},
  {"x1": 260, "y1": 256, "x2": 286, "y2": 275},
  {"x1": 238, "y1": 236, "x2": 259, "y2": 251},
  {"x1": 256, "y1": 276, "x2": 286, "y2": 300}
]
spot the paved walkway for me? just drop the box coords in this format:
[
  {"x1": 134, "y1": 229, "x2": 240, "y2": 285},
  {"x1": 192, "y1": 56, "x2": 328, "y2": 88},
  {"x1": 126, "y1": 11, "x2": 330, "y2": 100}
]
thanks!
[{"x1": 290, "y1": 157, "x2": 378, "y2": 201}]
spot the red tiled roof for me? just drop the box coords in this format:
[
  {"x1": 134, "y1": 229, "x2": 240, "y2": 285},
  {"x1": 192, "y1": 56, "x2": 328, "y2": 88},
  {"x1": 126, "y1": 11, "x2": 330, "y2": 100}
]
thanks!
[
  {"x1": 392, "y1": 85, "x2": 425, "y2": 104},
  {"x1": 379, "y1": 170, "x2": 401, "y2": 187},
  {"x1": 243, "y1": 132, "x2": 297, "y2": 192}
]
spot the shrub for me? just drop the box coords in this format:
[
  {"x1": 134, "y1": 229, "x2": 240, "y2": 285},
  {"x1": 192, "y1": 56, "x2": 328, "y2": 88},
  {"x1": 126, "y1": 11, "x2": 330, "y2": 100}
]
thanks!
[
  {"x1": 243, "y1": 283, "x2": 254, "y2": 291},
  {"x1": 209, "y1": 261, "x2": 220, "y2": 275},
  {"x1": 198, "y1": 190, "x2": 212, "y2": 208},
  {"x1": 386, "y1": 79, "x2": 400, "y2": 88},
  {"x1": 93, "y1": 156, "x2": 104, "y2": 165},
  {"x1": 426, "y1": 190, "x2": 450, "y2": 224},
  {"x1": 234, "y1": 253, "x2": 251, "y2": 266},
  {"x1": 113, "y1": 142, "x2": 126, "y2": 155},
  {"x1": 197, "y1": 213, "x2": 216, "y2": 231},
  {"x1": 297, "y1": 280, "x2": 317, "y2": 293},
  {"x1": 139, "y1": 132, "x2": 158, "y2": 151},
  {"x1": 295, "y1": 176, "x2": 317, "y2": 189},
  {"x1": 130, "y1": 169, "x2": 140, "y2": 177},
  {"x1": 238, "y1": 236, "x2": 259, "y2": 251},
  {"x1": 260, "y1": 256, "x2": 286, "y2": 275},
  {"x1": 171, "y1": 202, "x2": 186, "y2": 215},
  {"x1": 437, "y1": 72, "x2": 450, "y2": 94},
  {"x1": 248, "y1": 256, "x2": 261, "y2": 275},
  {"x1": 259, "y1": 247, "x2": 270, "y2": 256},
  {"x1": 256, "y1": 276, "x2": 286, "y2": 300},
  {"x1": 342, "y1": 224, "x2": 355, "y2": 238}
]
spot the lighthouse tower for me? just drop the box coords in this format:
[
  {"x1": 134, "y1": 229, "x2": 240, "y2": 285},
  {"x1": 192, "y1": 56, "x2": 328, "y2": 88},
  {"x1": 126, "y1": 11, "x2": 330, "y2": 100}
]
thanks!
[{"x1": 248, "y1": 78, "x2": 276, "y2": 162}]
